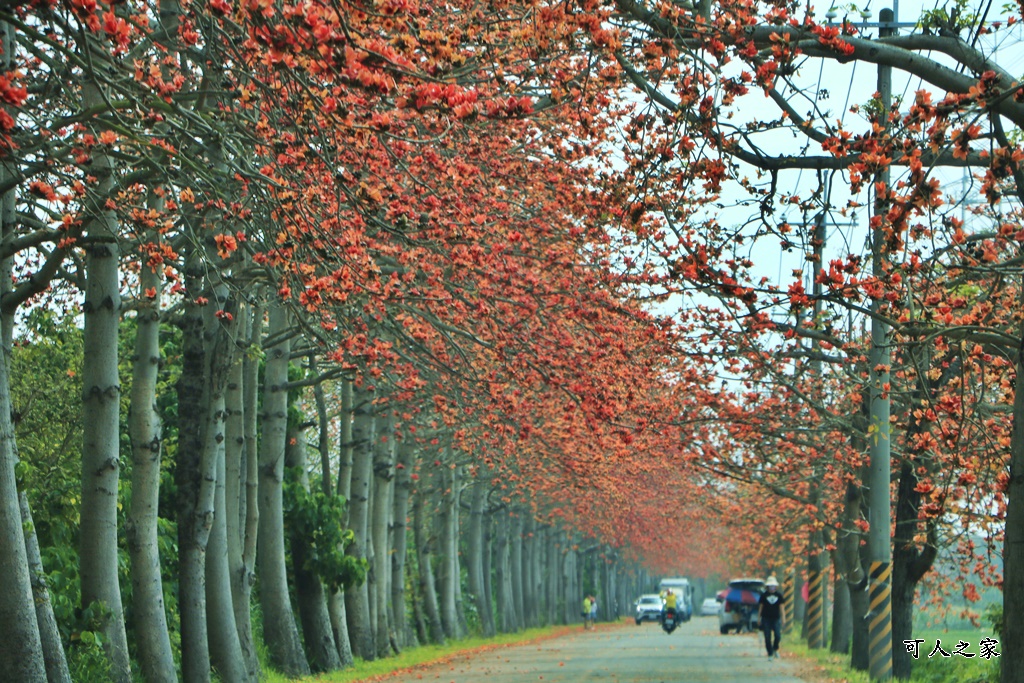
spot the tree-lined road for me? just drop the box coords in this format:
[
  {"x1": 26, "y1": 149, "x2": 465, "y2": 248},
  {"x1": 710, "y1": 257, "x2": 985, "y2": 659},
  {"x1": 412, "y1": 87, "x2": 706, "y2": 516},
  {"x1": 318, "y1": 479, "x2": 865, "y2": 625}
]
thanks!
[{"x1": 382, "y1": 619, "x2": 813, "y2": 683}]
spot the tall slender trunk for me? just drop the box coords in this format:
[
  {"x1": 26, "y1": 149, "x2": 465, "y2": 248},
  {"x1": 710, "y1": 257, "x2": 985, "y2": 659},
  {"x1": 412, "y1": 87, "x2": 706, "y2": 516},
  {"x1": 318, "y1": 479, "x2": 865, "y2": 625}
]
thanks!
[
  {"x1": 565, "y1": 540, "x2": 581, "y2": 626},
  {"x1": 837, "y1": 471, "x2": 869, "y2": 669},
  {"x1": 437, "y1": 462, "x2": 460, "y2": 639},
  {"x1": 127, "y1": 0, "x2": 179, "y2": 671},
  {"x1": 2, "y1": 102, "x2": 68, "y2": 679},
  {"x1": 20, "y1": 492, "x2": 70, "y2": 683},
  {"x1": 546, "y1": 531, "x2": 560, "y2": 625},
  {"x1": 391, "y1": 440, "x2": 414, "y2": 647},
  {"x1": 204, "y1": 276, "x2": 249, "y2": 682},
  {"x1": 330, "y1": 381, "x2": 355, "y2": 666},
  {"x1": 233, "y1": 301, "x2": 262, "y2": 680},
  {"x1": 0, "y1": 338, "x2": 45, "y2": 681},
  {"x1": 366, "y1": 454, "x2": 378, "y2": 647},
  {"x1": 482, "y1": 514, "x2": 493, "y2": 626},
  {"x1": 522, "y1": 516, "x2": 536, "y2": 628},
  {"x1": 466, "y1": 475, "x2": 495, "y2": 637},
  {"x1": 206, "y1": 411, "x2": 249, "y2": 683},
  {"x1": 850, "y1": 564, "x2": 871, "y2": 671},
  {"x1": 411, "y1": 571, "x2": 428, "y2": 646},
  {"x1": 315, "y1": 370, "x2": 353, "y2": 666},
  {"x1": 413, "y1": 475, "x2": 445, "y2": 644},
  {"x1": 451, "y1": 470, "x2": 468, "y2": 638},
  {"x1": 224, "y1": 303, "x2": 258, "y2": 679},
  {"x1": 345, "y1": 382, "x2": 375, "y2": 659},
  {"x1": 79, "y1": 74, "x2": 132, "y2": 683},
  {"x1": 372, "y1": 410, "x2": 395, "y2": 658},
  {"x1": 511, "y1": 512, "x2": 525, "y2": 630},
  {"x1": 256, "y1": 301, "x2": 310, "y2": 677},
  {"x1": 175, "y1": 283, "x2": 213, "y2": 683},
  {"x1": 599, "y1": 554, "x2": 609, "y2": 622},
  {"x1": 0, "y1": 46, "x2": 46, "y2": 675},
  {"x1": 286, "y1": 429, "x2": 341, "y2": 673},
  {"x1": 830, "y1": 550, "x2": 852, "y2": 654},
  {"x1": 496, "y1": 509, "x2": 516, "y2": 633},
  {"x1": 891, "y1": 458, "x2": 938, "y2": 680},
  {"x1": 177, "y1": 241, "x2": 240, "y2": 683},
  {"x1": 126, "y1": 213, "x2": 175, "y2": 683}
]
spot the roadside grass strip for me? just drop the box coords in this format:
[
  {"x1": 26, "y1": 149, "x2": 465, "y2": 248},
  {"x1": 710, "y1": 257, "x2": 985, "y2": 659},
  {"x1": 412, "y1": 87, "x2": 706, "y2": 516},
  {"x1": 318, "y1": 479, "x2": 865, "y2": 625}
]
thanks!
[{"x1": 787, "y1": 629, "x2": 999, "y2": 683}]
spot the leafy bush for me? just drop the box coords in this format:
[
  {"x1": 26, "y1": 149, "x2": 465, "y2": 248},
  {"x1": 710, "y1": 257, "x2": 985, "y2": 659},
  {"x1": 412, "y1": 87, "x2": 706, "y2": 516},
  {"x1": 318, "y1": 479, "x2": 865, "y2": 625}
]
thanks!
[{"x1": 283, "y1": 471, "x2": 367, "y2": 592}]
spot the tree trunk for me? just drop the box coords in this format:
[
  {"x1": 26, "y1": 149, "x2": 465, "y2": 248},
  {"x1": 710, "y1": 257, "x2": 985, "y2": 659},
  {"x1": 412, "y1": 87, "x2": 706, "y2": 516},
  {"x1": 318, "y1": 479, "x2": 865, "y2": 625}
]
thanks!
[
  {"x1": 410, "y1": 574, "x2": 428, "y2": 646},
  {"x1": 891, "y1": 459, "x2": 938, "y2": 680},
  {"x1": 330, "y1": 380, "x2": 355, "y2": 666},
  {"x1": 496, "y1": 509, "x2": 516, "y2": 633},
  {"x1": 600, "y1": 551, "x2": 612, "y2": 623},
  {"x1": 286, "y1": 430, "x2": 342, "y2": 673},
  {"x1": 522, "y1": 516, "x2": 537, "y2": 628},
  {"x1": 206, "y1": 414, "x2": 249, "y2": 683},
  {"x1": 233, "y1": 301, "x2": 262, "y2": 680},
  {"x1": 177, "y1": 249, "x2": 239, "y2": 683},
  {"x1": 451, "y1": 469, "x2": 468, "y2": 639},
  {"x1": 413, "y1": 476, "x2": 445, "y2": 644},
  {"x1": 0, "y1": 40, "x2": 46, "y2": 676},
  {"x1": 391, "y1": 440, "x2": 414, "y2": 647},
  {"x1": 338, "y1": 379, "x2": 354, "y2": 499},
  {"x1": 0, "y1": 341, "x2": 46, "y2": 681},
  {"x1": 437, "y1": 462, "x2": 460, "y2": 639},
  {"x1": 563, "y1": 543, "x2": 577, "y2": 625},
  {"x1": 256, "y1": 301, "x2": 310, "y2": 677},
  {"x1": 847, "y1": 544, "x2": 872, "y2": 671},
  {"x1": 126, "y1": 221, "x2": 176, "y2": 683},
  {"x1": 2, "y1": 169, "x2": 70, "y2": 683},
  {"x1": 830, "y1": 553, "x2": 852, "y2": 655},
  {"x1": 836, "y1": 474, "x2": 869, "y2": 669},
  {"x1": 792, "y1": 565, "x2": 807, "y2": 632},
  {"x1": 328, "y1": 592, "x2": 355, "y2": 668},
  {"x1": 21, "y1": 492, "x2": 71, "y2": 683},
  {"x1": 1003, "y1": 352, "x2": 1024, "y2": 683},
  {"x1": 372, "y1": 410, "x2": 395, "y2": 658},
  {"x1": 546, "y1": 531, "x2": 560, "y2": 625},
  {"x1": 511, "y1": 512, "x2": 525, "y2": 630},
  {"x1": 79, "y1": 76, "x2": 131, "y2": 683},
  {"x1": 482, "y1": 513, "x2": 493, "y2": 626},
  {"x1": 466, "y1": 475, "x2": 495, "y2": 637},
  {"x1": 843, "y1": 385, "x2": 872, "y2": 671},
  {"x1": 345, "y1": 382, "x2": 375, "y2": 660}
]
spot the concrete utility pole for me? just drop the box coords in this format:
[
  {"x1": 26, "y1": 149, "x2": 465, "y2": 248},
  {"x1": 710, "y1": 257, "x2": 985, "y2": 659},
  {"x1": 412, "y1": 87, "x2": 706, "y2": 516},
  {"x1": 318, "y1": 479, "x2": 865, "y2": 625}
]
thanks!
[
  {"x1": 867, "y1": 8, "x2": 894, "y2": 681},
  {"x1": 806, "y1": 210, "x2": 827, "y2": 650}
]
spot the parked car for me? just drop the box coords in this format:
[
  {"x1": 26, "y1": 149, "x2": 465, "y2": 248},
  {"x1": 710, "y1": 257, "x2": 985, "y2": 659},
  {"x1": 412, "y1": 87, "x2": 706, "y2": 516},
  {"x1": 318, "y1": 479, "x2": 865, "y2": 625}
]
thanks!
[
  {"x1": 717, "y1": 578, "x2": 765, "y2": 634},
  {"x1": 634, "y1": 594, "x2": 664, "y2": 624},
  {"x1": 699, "y1": 597, "x2": 720, "y2": 616}
]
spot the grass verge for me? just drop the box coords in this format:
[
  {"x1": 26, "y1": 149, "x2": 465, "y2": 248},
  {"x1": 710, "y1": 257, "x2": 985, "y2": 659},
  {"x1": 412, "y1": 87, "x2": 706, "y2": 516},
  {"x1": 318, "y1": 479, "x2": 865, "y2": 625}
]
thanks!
[
  {"x1": 265, "y1": 621, "x2": 617, "y2": 683},
  {"x1": 785, "y1": 630, "x2": 999, "y2": 683},
  {"x1": 785, "y1": 639, "x2": 872, "y2": 683}
]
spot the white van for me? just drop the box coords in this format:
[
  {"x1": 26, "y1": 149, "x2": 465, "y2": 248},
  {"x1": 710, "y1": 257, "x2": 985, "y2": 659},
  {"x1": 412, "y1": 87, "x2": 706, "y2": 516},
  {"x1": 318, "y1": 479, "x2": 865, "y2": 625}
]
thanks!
[{"x1": 657, "y1": 577, "x2": 693, "y2": 621}]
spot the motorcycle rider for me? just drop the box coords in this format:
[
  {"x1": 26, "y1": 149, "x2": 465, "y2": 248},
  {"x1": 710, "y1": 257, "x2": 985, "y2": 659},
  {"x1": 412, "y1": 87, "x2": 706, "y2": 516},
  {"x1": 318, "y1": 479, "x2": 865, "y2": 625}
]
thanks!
[{"x1": 662, "y1": 588, "x2": 678, "y2": 624}]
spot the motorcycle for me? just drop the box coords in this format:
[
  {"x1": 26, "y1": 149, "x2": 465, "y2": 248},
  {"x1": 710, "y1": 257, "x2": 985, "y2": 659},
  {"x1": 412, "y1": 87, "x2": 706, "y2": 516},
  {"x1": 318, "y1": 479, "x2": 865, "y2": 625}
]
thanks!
[{"x1": 661, "y1": 607, "x2": 679, "y2": 634}]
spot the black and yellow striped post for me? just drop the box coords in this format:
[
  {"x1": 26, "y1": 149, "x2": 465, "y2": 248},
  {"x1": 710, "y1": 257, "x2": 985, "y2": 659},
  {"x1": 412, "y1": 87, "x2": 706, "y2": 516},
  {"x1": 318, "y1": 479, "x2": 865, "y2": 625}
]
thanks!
[
  {"x1": 806, "y1": 569, "x2": 824, "y2": 649},
  {"x1": 782, "y1": 571, "x2": 795, "y2": 634},
  {"x1": 868, "y1": 561, "x2": 892, "y2": 680}
]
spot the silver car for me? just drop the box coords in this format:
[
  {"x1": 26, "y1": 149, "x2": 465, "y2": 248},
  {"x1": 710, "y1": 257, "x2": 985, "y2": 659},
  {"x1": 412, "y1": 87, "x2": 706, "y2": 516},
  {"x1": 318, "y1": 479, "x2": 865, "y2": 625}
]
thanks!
[
  {"x1": 700, "y1": 597, "x2": 720, "y2": 616},
  {"x1": 634, "y1": 594, "x2": 664, "y2": 624}
]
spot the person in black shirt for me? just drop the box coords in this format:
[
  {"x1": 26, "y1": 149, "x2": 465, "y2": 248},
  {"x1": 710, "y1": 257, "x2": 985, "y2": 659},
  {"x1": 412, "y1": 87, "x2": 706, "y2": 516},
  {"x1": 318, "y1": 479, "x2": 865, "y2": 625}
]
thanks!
[{"x1": 758, "y1": 576, "x2": 786, "y2": 659}]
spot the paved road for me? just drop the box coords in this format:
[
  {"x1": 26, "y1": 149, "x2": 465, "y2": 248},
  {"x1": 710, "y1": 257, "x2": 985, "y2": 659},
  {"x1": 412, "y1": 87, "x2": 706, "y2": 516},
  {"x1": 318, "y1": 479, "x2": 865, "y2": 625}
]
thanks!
[{"x1": 382, "y1": 618, "x2": 814, "y2": 683}]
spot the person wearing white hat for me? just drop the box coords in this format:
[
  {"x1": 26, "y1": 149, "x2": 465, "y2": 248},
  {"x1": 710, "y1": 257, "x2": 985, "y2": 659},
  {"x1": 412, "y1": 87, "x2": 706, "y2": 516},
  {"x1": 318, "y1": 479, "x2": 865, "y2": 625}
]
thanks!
[{"x1": 758, "y1": 576, "x2": 786, "y2": 659}]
